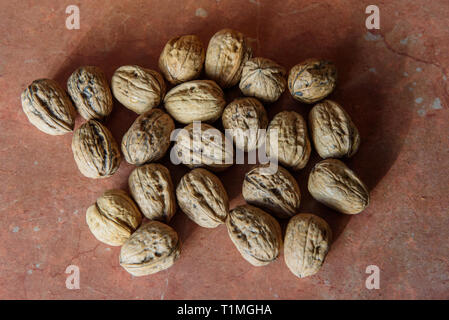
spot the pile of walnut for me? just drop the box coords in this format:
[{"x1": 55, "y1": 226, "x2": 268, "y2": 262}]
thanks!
[{"x1": 21, "y1": 29, "x2": 369, "y2": 279}]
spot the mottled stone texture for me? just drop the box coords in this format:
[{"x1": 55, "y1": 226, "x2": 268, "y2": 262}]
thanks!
[{"x1": 0, "y1": 0, "x2": 448, "y2": 299}]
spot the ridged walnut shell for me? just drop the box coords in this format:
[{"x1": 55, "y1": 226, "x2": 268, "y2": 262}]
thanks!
[
  {"x1": 309, "y1": 100, "x2": 360, "y2": 159},
  {"x1": 67, "y1": 66, "x2": 113, "y2": 120},
  {"x1": 111, "y1": 65, "x2": 166, "y2": 114},
  {"x1": 266, "y1": 111, "x2": 311, "y2": 170},
  {"x1": 164, "y1": 80, "x2": 225, "y2": 124},
  {"x1": 86, "y1": 189, "x2": 142, "y2": 246},
  {"x1": 21, "y1": 79, "x2": 76, "y2": 135},
  {"x1": 72, "y1": 120, "x2": 121, "y2": 179},
  {"x1": 119, "y1": 221, "x2": 181, "y2": 276},
  {"x1": 158, "y1": 35, "x2": 205, "y2": 84},
  {"x1": 176, "y1": 168, "x2": 229, "y2": 228},
  {"x1": 243, "y1": 164, "x2": 301, "y2": 219},
  {"x1": 121, "y1": 108, "x2": 175, "y2": 165},
  {"x1": 128, "y1": 164, "x2": 176, "y2": 222},
  {"x1": 226, "y1": 205, "x2": 282, "y2": 266},
  {"x1": 284, "y1": 214, "x2": 332, "y2": 278},
  {"x1": 205, "y1": 29, "x2": 253, "y2": 88},
  {"x1": 239, "y1": 57, "x2": 286, "y2": 103},
  {"x1": 288, "y1": 59, "x2": 337, "y2": 104},
  {"x1": 308, "y1": 159, "x2": 369, "y2": 214},
  {"x1": 173, "y1": 122, "x2": 233, "y2": 171},
  {"x1": 222, "y1": 97, "x2": 268, "y2": 152}
]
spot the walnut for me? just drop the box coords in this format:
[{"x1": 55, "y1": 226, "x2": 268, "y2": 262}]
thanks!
[
  {"x1": 72, "y1": 120, "x2": 121, "y2": 179},
  {"x1": 128, "y1": 163, "x2": 176, "y2": 222},
  {"x1": 121, "y1": 108, "x2": 175, "y2": 165},
  {"x1": 86, "y1": 189, "x2": 142, "y2": 246},
  {"x1": 159, "y1": 35, "x2": 205, "y2": 85},
  {"x1": 308, "y1": 159, "x2": 369, "y2": 214},
  {"x1": 173, "y1": 122, "x2": 233, "y2": 171},
  {"x1": 205, "y1": 29, "x2": 253, "y2": 88},
  {"x1": 266, "y1": 111, "x2": 311, "y2": 170},
  {"x1": 288, "y1": 59, "x2": 337, "y2": 104},
  {"x1": 221, "y1": 97, "x2": 268, "y2": 152},
  {"x1": 284, "y1": 214, "x2": 332, "y2": 278},
  {"x1": 67, "y1": 66, "x2": 113, "y2": 120},
  {"x1": 21, "y1": 79, "x2": 76, "y2": 135},
  {"x1": 119, "y1": 221, "x2": 181, "y2": 276},
  {"x1": 163, "y1": 80, "x2": 225, "y2": 124},
  {"x1": 226, "y1": 205, "x2": 282, "y2": 266},
  {"x1": 309, "y1": 100, "x2": 360, "y2": 159},
  {"x1": 239, "y1": 57, "x2": 286, "y2": 103},
  {"x1": 111, "y1": 65, "x2": 166, "y2": 114},
  {"x1": 176, "y1": 168, "x2": 229, "y2": 228},
  {"x1": 243, "y1": 164, "x2": 301, "y2": 219}
]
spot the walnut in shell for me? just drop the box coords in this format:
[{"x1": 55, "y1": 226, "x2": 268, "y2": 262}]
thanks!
[
  {"x1": 21, "y1": 79, "x2": 76, "y2": 135},
  {"x1": 284, "y1": 213, "x2": 332, "y2": 278},
  {"x1": 308, "y1": 159, "x2": 369, "y2": 214},
  {"x1": 121, "y1": 108, "x2": 175, "y2": 165},
  {"x1": 266, "y1": 111, "x2": 311, "y2": 170},
  {"x1": 111, "y1": 65, "x2": 166, "y2": 114},
  {"x1": 128, "y1": 163, "x2": 176, "y2": 222},
  {"x1": 159, "y1": 35, "x2": 205, "y2": 84},
  {"x1": 86, "y1": 189, "x2": 142, "y2": 246},
  {"x1": 176, "y1": 168, "x2": 229, "y2": 228},
  {"x1": 288, "y1": 59, "x2": 337, "y2": 104},
  {"x1": 205, "y1": 29, "x2": 253, "y2": 88},
  {"x1": 239, "y1": 57, "x2": 286, "y2": 103},
  {"x1": 226, "y1": 205, "x2": 282, "y2": 266},
  {"x1": 72, "y1": 120, "x2": 121, "y2": 179},
  {"x1": 163, "y1": 80, "x2": 225, "y2": 124},
  {"x1": 119, "y1": 221, "x2": 181, "y2": 276},
  {"x1": 173, "y1": 122, "x2": 233, "y2": 171},
  {"x1": 221, "y1": 97, "x2": 268, "y2": 152},
  {"x1": 67, "y1": 66, "x2": 113, "y2": 120},
  {"x1": 309, "y1": 100, "x2": 360, "y2": 159},
  {"x1": 243, "y1": 164, "x2": 301, "y2": 219}
]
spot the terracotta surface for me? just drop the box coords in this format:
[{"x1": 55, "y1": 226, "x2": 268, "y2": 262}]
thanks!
[{"x1": 0, "y1": 0, "x2": 448, "y2": 300}]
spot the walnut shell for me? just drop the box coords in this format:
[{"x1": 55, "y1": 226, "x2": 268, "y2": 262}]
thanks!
[
  {"x1": 121, "y1": 108, "x2": 175, "y2": 165},
  {"x1": 176, "y1": 168, "x2": 229, "y2": 228},
  {"x1": 72, "y1": 120, "x2": 121, "y2": 179},
  {"x1": 288, "y1": 59, "x2": 337, "y2": 104},
  {"x1": 308, "y1": 159, "x2": 369, "y2": 214},
  {"x1": 309, "y1": 100, "x2": 360, "y2": 159},
  {"x1": 67, "y1": 66, "x2": 113, "y2": 120},
  {"x1": 128, "y1": 164, "x2": 176, "y2": 222},
  {"x1": 86, "y1": 189, "x2": 142, "y2": 246},
  {"x1": 163, "y1": 80, "x2": 225, "y2": 124},
  {"x1": 111, "y1": 65, "x2": 166, "y2": 114},
  {"x1": 239, "y1": 57, "x2": 286, "y2": 103},
  {"x1": 221, "y1": 97, "x2": 268, "y2": 152},
  {"x1": 266, "y1": 111, "x2": 311, "y2": 170},
  {"x1": 243, "y1": 164, "x2": 301, "y2": 219},
  {"x1": 119, "y1": 221, "x2": 181, "y2": 276},
  {"x1": 21, "y1": 79, "x2": 76, "y2": 135},
  {"x1": 226, "y1": 205, "x2": 282, "y2": 266},
  {"x1": 158, "y1": 35, "x2": 205, "y2": 84},
  {"x1": 173, "y1": 122, "x2": 233, "y2": 171},
  {"x1": 284, "y1": 213, "x2": 332, "y2": 278},
  {"x1": 205, "y1": 29, "x2": 253, "y2": 88}
]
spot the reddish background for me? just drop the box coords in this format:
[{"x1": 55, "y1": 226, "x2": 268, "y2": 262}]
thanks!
[{"x1": 0, "y1": 0, "x2": 448, "y2": 299}]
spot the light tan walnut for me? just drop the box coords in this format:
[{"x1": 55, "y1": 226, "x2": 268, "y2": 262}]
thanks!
[
  {"x1": 308, "y1": 159, "x2": 369, "y2": 214},
  {"x1": 205, "y1": 29, "x2": 253, "y2": 88},
  {"x1": 111, "y1": 65, "x2": 166, "y2": 114},
  {"x1": 239, "y1": 57, "x2": 286, "y2": 103},
  {"x1": 284, "y1": 213, "x2": 332, "y2": 278},
  {"x1": 176, "y1": 168, "x2": 229, "y2": 228},
  {"x1": 86, "y1": 189, "x2": 142, "y2": 246},
  {"x1": 159, "y1": 35, "x2": 205, "y2": 84}
]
